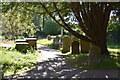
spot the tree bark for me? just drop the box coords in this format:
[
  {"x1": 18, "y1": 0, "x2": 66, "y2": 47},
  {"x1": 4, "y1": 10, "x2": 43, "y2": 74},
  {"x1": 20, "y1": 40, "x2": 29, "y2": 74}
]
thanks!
[
  {"x1": 88, "y1": 43, "x2": 101, "y2": 64},
  {"x1": 39, "y1": 2, "x2": 113, "y2": 55}
]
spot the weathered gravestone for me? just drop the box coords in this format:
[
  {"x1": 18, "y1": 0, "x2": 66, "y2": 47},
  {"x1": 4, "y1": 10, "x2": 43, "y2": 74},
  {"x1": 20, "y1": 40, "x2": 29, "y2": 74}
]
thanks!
[
  {"x1": 15, "y1": 43, "x2": 29, "y2": 53},
  {"x1": 62, "y1": 36, "x2": 71, "y2": 53},
  {"x1": 80, "y1": 39, "x2": 90, "y2": 53},
  {"x1": 15, "y1": 39, "x2": 29, "y2": 53},
  {"x1": 72, "y1": 36, "x2": 79, "y2": 42},
  {"x1": 26, "y1": 38, "x2": 37, "y2": 50},
  {"x1": 53, "y1": 36, "x2": 60, "y2": 48},
  {"x1": 72, "y1": 41, "x2": 80, "y2": 54}
]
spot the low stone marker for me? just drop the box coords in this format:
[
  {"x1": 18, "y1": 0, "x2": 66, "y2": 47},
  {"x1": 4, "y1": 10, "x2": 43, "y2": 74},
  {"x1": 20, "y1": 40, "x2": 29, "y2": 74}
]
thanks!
[
  {"x1": 53, "y1": 36, "x2": 61, "y2": 49},
  {"x1": 62, "y1": 36, "x2": 71, "y2": 53},
  {"x1": 80, "y1": 39, "x2": 90, "y2": 53},
  {"x1": 72, "y1": 41, "x2": 80, "y2": 54},
  {"x1": 15, "y1": 39, "x2": 26, "y2": 43},
  {"x1": 15, "y1": 40, "x2": 29, "y2": 53},
  {"x1": 26, "y1": 38, "x2": 37, "y2": 49}
]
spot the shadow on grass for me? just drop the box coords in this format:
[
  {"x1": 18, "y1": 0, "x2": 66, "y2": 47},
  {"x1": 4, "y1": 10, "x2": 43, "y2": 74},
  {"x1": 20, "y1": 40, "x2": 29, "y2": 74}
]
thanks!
[
  {"x1": 4, "y1": 56, "x2": 119, "y2": 79},
  {"x1": 63, "y1": 53, "x2": 120, "y2": 70}
]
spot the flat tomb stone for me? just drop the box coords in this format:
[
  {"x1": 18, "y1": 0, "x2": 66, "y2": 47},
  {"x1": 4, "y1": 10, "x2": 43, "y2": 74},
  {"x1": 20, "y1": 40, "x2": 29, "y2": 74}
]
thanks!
[
  {"x1": 15, "y1": 39, "x2": 27, "y2": 43},
  {"x1": 26, "y1": 38, "x2": 37, "y2": 49},
  {"x1": 15, "y1": 42, "x2": 29, "y2": 53}
]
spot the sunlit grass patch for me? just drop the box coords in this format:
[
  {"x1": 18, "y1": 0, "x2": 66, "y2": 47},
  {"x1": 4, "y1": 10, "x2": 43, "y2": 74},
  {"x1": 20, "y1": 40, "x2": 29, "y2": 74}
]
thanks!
[
  {"x1": 37, "y1": 39, "x2": 53, "y2": 46},
  {"x1": 0, "y1": 47, "x2": 39, "y2": 76},
  {"x1": 108, "y1": 48, "x2": 120, "y2": 53}
]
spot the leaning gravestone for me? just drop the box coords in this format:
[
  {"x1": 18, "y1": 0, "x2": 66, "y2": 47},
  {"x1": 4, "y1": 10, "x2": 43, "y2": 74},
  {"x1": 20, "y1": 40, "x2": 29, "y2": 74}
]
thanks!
[
  {"x1": 80, "y1": 39, "x2": 90, "y2": 53},
  {"x1": 72, "y1": 41, "x2": 80, "y2": 54},
  {"x1": 62, "y1": 36, "x2": 71, "y2": 53}
]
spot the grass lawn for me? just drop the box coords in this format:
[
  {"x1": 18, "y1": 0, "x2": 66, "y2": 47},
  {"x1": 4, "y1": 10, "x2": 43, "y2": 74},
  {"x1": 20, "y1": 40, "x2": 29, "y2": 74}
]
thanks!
[
  {"x1": 2, "y1": 39, "x2": 119, "y2": 70},
  {"x1": 63, "y1": 53, "x2": 120, "y2": 69},
  {"x1": 62, "y1": 44, "x2": 120, "y2": 69},
  {"x1": 0, "y1": 47, "x2": 40, "y2": 76},
  {"x1": 37, "y1": 39, "x2": 53, "y2": 47}
]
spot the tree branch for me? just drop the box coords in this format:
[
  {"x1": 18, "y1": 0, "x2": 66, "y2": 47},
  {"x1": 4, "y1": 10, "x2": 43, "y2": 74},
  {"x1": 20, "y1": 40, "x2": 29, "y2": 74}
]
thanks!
[
  {"x1": 53, "y1": 2, "x2": 96, "y2": 44},
  {"x1": 24, "y1": 6, "x2": 69, "y2": 15}
]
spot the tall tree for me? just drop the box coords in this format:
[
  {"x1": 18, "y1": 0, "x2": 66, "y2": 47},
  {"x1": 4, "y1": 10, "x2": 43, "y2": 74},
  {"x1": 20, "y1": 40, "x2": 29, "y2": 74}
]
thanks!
[
  {"x1": 39, "y1": 2, "x2": 116, "y2": 55},
  {"x1": 2, "y1": 2, "x2": 119, "y2": 55}
]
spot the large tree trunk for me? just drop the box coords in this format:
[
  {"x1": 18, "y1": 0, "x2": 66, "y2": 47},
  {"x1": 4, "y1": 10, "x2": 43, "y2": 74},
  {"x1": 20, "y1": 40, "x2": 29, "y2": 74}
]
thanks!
[
  {"x1": 40, "y1": 2, "x2": 113, "y2": 56},
  {"x1": 88, "y1": 43, "x2": 101, "y2": 64},
  {"x1": 100, "y1": 40, "x2": 109, "y2": 55}
]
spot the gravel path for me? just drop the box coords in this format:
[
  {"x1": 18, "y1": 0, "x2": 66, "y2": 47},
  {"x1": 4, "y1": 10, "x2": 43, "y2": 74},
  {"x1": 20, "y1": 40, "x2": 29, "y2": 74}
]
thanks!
[{"x1": 3, "y1": 44, "x2": 119, "y2": 79}]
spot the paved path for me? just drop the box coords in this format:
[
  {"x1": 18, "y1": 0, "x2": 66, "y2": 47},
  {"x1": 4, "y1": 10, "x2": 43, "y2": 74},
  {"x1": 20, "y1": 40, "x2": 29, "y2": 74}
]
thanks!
[
  {"x1": 0, "y1": 43, "x2": 15, "y2": 48},
  {"x1": 4, "y1": 45, "x2": 119, "y2": 79}
]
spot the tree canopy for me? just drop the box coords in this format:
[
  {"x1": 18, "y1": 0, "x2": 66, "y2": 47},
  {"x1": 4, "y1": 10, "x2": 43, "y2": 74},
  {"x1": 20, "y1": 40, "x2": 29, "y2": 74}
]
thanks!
[{"x1": 2, "y1": 2, "x2": 120, "y2": 55}]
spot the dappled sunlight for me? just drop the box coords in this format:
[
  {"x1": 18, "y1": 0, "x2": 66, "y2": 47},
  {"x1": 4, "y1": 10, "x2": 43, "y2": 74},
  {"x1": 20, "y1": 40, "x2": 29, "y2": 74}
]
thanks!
[
  {"x1": 4, "y1": 56, "x2": 119, "y2": 79},
  {"x1": 3, "y1": 45, "x2": 119, "y2": 79}
]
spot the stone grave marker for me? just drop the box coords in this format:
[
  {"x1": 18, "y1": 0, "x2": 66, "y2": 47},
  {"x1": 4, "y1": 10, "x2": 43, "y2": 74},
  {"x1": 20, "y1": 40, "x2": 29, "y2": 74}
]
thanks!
[
  {"x1": 26, "y1": 38, "x2": 37, "y2": 49},
  {"x1": 72, "y1": 41, "x2": 80, "y2": 54},
  {"x1": 80, "y1": 39, "x2": 90, "y2": 53},
  {"x1": 62, "y1": 36, "x2": 71, "y2": 53},
  {"x1": 72, "y1": 36, "x2": 79, "y2": 42},
  {"x1": 53, "y1": 36, "x2": 60, "y2": 48}
]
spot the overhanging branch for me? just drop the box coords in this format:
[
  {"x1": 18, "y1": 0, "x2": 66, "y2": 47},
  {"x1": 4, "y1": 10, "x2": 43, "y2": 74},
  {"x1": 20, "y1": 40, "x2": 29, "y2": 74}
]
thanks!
[{"x1": 24, "y1": 6, "x2": 69, "y2": 15}]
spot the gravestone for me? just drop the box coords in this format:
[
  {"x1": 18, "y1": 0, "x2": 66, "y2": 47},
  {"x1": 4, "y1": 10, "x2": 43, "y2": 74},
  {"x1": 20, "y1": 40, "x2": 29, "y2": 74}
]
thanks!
[
  {"x1": 53, "y1": 36, "x2": 60, "y2": 48},
  {"x1": 15, "y1": 39, "x2": 29, "y2": 53},
  {"x1": 15, "y1": 42, "x2": 29, "y2": 53},
  {"x1": 72, "y1": 36, "x2": 79, "y2": 42},
  {"x1": 72, "y1": 41, "x2": 80, "y2": 54},
  {"x1": 26, "y1": 38, "x2": 37, "y2": 49},
  {"x1": 62, "y1": 36, "x2": 71, "y2": 53},
  {"x1": 80, "y1": 39, "x2": 90, "y2": 53}
]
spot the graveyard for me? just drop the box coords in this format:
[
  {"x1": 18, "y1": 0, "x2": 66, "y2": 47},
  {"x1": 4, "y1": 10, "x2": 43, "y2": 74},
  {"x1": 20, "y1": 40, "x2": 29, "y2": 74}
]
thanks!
[{"x1": 0, "y1": 2, "x2": 120, "y2": 79}]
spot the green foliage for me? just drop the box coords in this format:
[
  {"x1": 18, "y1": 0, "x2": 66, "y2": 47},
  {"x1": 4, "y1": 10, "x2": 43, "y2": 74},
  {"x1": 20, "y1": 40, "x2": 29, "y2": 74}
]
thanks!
[
  {"x1": 1, "y1": 5, "x2": 37, "y2": 40},
  {"x1": 108, "y1": 16, "x2": 120, "y2": 31},
  {"x1": 0, "y1": 47, "x2": 39, "y2": 76},
  {"x1": 44, "y1": 19, "x2": 61, "y2": 35}
]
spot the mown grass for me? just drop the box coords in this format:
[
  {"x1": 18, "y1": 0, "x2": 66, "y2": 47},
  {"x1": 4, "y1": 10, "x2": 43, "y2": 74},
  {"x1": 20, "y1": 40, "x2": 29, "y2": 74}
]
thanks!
[
  {"x1": 37, "y1": 39, "x2": 53, "y2": 46},
  {"x1": 0, "y1": 47, "x2": 39, "y2": 76},
  {"x1": 63, "y1": 44, "x2": 120, "y2": 69},
  {"x1": 64, "y1": 53, "x2": 120, "y2": 69},
  {"x1": 37, "y1": 39, "x2": 53, "y2": 47}
]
